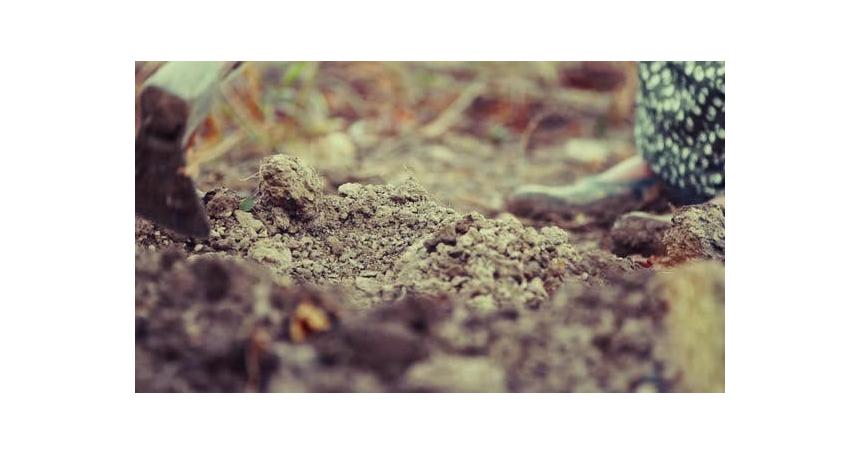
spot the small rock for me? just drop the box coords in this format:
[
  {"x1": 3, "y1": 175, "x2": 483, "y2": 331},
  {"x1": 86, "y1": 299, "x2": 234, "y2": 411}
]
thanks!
[
  {"x1": 319, "y1": 132, "x2": 356, "y2": 165},
  {"x1": 337, "y1": 182, "x2": 362, "y2": 198},
  {"x1": 355, "y1": 276, "x2": 381, "y2": 294},
  {"x1": 235, "y1": 210, "x2": 265, "y2": 234},
  {"x1": 426, "y1": 145, "x2": 456, "y2": 164},
  {"x1": 609, "y1": 211, "x2": 672, "y2": 257},
  {"x1": 204, "y1": 188, "x2": 241, "y2": 219},
  {"x1": 348, "y1": 120, "x2": 379, "y2": 148},
  {"x1": 404, "y1": 355, "x2": 508, "y2": 392},
  {"x1": 249, "y1": 239, "x2": 293, "y2": 275},
  {"x1": 635, "y1": 382, "x2": 659, "y2": 393}
]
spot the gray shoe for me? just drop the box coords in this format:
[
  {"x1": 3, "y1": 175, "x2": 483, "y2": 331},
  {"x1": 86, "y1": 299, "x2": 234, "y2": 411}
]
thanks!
[{"x1": 506, "y1": 177, "x2": 660, "y2": 221}]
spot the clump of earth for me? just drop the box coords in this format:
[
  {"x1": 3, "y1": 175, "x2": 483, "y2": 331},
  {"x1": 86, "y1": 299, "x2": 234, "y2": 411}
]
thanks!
[
  {"x1": 607, "y1": 204, "x2": 725, "y2": 265},
  {"x1": 662, "y1": 203, "x2": 725, "y2": 263}
]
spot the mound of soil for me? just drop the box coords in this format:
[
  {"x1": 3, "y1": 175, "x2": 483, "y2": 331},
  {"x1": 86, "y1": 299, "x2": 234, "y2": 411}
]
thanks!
[
  {"x1": 137, "y1": 155, "x2": 587, "y2": 310},
  {"x1": 135, "y1": 155, "x2": 724, "y2": 393}
]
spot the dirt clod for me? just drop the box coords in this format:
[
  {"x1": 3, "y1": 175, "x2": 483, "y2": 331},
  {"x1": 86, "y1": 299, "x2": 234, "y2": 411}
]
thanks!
[
  {"x1": 259, "y1": 154, "x2": 324, "y2": 220},
  {"x1": 662, "y1": 203, "x2": 725, "y2": 263},
  {"x1": 609, "y1": 211, "x2": 672, "y2": 257},
  {"x1": 204, "y1": 188, "x2": 242, "y2": 219}
]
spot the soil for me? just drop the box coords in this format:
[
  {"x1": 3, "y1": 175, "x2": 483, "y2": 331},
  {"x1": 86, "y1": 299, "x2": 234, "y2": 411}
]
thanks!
[
  {"x1": 139, "y1": 155, "x2": 601, "y2": 311},
  {"x1": 135, "y1": 246, "x2": 723, "y2": 392},
  {"x1": 135, "y1": 62, "x2": 725, "y2": 392}
]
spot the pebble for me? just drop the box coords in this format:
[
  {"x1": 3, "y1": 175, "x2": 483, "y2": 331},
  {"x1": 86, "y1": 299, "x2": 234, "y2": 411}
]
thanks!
[{"x1": 404, "y1": 355, "x2": 508, "y2": 392}]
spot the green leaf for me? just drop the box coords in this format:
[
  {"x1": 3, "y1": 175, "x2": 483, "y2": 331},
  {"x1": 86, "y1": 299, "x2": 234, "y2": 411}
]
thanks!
[
  {"x1": 282, "y1": 62, "x2": 307, "y2": 86},
  {"x1": 239, "y1": 197, "x2": 255, "y2": 212}
]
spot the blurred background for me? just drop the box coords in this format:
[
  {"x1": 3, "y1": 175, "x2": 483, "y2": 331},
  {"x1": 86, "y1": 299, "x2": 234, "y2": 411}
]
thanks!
[{"x1": 136, "y1": 61, "x2": 639, "y2": 226}]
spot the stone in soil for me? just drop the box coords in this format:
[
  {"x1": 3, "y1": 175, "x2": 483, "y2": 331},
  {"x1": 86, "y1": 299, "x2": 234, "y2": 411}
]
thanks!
[
  {"x1": 662, "y1": 203, "x2": 725, "y2": 263},
  {"x1": 609, "y1": 211, "x2": 672, "y2": 257}
]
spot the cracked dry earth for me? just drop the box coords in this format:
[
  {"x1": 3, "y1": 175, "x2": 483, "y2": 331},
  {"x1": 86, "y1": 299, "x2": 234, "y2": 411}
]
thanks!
[{"x1": 136, "y1": 154, "x2": 725, "y2": 392}]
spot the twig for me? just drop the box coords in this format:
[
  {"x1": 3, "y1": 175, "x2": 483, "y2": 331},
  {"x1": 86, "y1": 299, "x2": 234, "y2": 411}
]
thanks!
[
  {"x1": 185, "y1": 131, "x2": 245, "y2": 178},
  {"x1": 519, "y1": 111, "x2": 551, "y2": 156},
  {"x1": 240, "y1": 170, "x2": 261, "y2": 182},
  {"x1": 420, "y1": 81, "x2": 485, "y2": 138},
  {"x1": 220, "y1": 65, "x2": 270, "y2": 147}
]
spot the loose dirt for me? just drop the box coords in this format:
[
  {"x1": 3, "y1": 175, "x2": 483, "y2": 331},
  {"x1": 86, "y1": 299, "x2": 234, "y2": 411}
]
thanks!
[
  {"x1": 136, "y1": 245, "x2": 723, "y2": 392},
  {"x1": 136, "y1": 155, "x2": 725, "y2": 392}
]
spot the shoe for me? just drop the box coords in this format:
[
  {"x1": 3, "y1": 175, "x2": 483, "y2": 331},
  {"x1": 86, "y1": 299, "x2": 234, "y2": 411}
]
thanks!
[{"x1": 506, "y1": 176, "x2": 661, "y2": 222}]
